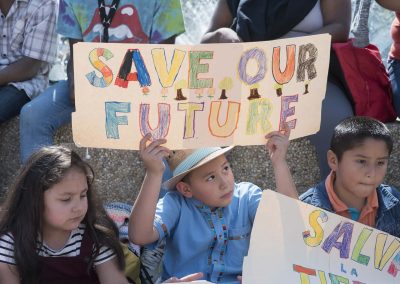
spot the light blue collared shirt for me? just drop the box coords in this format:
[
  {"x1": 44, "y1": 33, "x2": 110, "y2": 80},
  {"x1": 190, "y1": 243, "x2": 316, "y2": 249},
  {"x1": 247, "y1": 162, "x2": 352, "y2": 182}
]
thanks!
[{"x1": 153, "y1": 182, "x2": 262, "y2": 283}]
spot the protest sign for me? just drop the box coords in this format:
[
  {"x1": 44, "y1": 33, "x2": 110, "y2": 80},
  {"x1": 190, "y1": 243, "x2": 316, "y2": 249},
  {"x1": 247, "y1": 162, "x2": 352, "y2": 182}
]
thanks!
[
  {"x1": 243, "y1": 190, "x2": 400, "y2": 283},
  {"x1": 72, "y1": 34, "x2": 330, "y2": 150}
]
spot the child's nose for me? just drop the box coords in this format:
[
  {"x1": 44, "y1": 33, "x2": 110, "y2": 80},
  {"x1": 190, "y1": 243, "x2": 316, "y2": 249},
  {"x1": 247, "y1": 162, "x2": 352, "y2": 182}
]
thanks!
[
  {"x1": 366, "y1": 165, "x2": 376, "y2": 178},
  {"x1": 72, "y1": 200, "x2": 86, "y2": 212},
  {"x1": 219, "y1": 175, "x2": 229, "y2": 190}
]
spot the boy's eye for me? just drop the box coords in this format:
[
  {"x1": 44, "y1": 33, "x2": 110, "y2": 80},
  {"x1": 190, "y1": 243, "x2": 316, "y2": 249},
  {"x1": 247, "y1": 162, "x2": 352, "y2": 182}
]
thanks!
[
  {"x1": 80, "y1": 193, "x2": 87, "y2": 199},
  {"x1": 60, "y1": 198, "x2": 71, "y2": 202},
  {"x1": 223, "y1": 165, "x2": 230, "y2": 171},
  {"x1": 356, "y1": 159, "x2": 366, "y2": 165},
  {"x1": 377, "y1": 160, "x2": 387, "y2": 166},
  {"x1": 206, "y1": 175, "x2": 215, "y2": 182}
]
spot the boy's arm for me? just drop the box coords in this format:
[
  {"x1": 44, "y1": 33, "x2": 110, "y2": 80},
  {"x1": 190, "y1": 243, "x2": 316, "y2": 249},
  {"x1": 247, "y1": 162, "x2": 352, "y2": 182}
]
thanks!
[
  {"x1": 128, "y1": 134, "x2": 170, "y2": 246},
  {"x1": 265, "y1": 129, "x2": 298, "y2": 199}
]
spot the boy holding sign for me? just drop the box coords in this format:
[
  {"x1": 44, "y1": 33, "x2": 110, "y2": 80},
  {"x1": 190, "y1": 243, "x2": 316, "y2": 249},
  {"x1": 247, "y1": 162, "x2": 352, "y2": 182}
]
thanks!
[
  {"x1": 128, "y1": 128, "x2": 298, "y2": 283},
  {"x1": 300, "y1": 116, "x2": 400, "y2": 237}
]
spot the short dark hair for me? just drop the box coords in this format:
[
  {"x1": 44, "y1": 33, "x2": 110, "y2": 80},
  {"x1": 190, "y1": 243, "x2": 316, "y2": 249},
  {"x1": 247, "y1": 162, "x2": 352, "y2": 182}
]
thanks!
[{"x1": 330, "y1": 116, "x2": 393, "y2": 161}]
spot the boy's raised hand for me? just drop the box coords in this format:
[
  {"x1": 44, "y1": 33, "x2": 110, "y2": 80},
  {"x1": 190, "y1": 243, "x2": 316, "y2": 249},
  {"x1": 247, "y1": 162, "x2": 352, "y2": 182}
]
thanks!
[
  {"x1": 139, "y1": 133, "x2": 170, "y2": 175},
  {"x1": 265, "y1": 125, "x2": 298, "y2": 198},
  {"x1": 265, "y1": 125, "x2": 290, "y2": 166}
]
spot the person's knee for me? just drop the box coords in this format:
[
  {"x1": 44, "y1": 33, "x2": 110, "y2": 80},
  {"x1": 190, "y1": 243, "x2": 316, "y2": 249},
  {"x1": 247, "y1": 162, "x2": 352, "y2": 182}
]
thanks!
[{"x1": 20, "y1": 101, "x2": 39, "y2": 125}]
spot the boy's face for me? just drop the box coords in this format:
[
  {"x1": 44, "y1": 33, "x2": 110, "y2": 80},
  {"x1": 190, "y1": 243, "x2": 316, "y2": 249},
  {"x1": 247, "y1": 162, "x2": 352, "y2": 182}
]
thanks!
[
  {"x1": 329, "y1": 138, "x2": 389, "y2": 204},
  {"x1": 179, "y1": 155, "x2": 235, "y2": 209}
]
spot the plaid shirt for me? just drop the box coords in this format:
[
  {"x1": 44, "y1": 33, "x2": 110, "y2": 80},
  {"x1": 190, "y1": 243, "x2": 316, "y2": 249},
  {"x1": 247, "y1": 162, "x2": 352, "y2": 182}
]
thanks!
[{"x1": 0, "y1": 0, "x2": 58, "y2": 99}]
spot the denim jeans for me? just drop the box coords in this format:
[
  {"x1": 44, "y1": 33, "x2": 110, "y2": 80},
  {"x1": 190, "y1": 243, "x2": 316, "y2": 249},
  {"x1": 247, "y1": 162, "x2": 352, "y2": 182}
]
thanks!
[
  {"x1": 388, "y1": 58, "x2": 400, "y2": 118},
  {"x1": 0, "y1": 85, "x2": 30, "y2": 122},
  {"x1": 19, "y1": 80, "x2": 74, "y2": 162}
]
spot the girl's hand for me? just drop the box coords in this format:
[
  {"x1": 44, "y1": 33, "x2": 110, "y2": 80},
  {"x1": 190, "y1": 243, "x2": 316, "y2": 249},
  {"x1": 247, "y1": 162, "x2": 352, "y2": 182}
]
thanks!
[
  {"x1": 163, "y1": 272, "x2": 204, "y2": 283},
  {"x1": 139, "y1": 133, "x2": 170, "y2": 175},
  {"x1": 265, "y1": 125, "x2": 290, "y2": 167}
]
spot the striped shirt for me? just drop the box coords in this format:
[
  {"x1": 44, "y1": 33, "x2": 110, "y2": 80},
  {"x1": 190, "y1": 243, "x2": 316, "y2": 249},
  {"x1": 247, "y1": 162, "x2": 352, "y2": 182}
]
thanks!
[
  {"x1": 0, "y1": 224, "x2": 115, "y2": 266},
  {"x1": 0, "y1": 0, "x2": 58, "y2": 99}
]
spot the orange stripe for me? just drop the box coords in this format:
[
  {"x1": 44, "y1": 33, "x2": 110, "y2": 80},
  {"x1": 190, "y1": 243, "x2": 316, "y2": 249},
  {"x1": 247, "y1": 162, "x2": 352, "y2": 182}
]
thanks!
[{"x1": 293, "y1": 264, "x2": 316, "y2": 276}]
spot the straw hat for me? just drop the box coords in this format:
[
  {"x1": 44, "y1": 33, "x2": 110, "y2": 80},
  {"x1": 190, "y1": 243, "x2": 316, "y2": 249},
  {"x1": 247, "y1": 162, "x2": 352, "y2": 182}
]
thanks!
[{"x1": 163, "y1": 146, "x2": 234, "y2": 190}]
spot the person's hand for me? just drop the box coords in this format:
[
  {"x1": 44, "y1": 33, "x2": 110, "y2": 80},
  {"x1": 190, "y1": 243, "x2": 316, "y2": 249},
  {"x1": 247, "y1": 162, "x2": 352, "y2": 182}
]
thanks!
[
  {"x1": 265, "y1": 125, "x2": 290, "y2": 167},
  {"x1": 201, "y1": 28, "x2": 242, "y2": 43},
  {"x1": 237, "y1": 275, "x2": 242, "y2": 283},
  {"x1": 163, "y1": 272, "x2": 204, "y2": 283},
  {"x1": 139, "y1": 133, "x2": 170, "y2": 175}
]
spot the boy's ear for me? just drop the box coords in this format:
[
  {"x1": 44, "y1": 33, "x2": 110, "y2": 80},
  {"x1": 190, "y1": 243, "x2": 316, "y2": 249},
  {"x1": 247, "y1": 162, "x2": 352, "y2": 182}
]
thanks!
[
  {"x1": 176, "y1": 181, "x2": 193, "y2": 198},
  {"x1": 327, "y1": 150, "x2": 339, "y2": 171}
]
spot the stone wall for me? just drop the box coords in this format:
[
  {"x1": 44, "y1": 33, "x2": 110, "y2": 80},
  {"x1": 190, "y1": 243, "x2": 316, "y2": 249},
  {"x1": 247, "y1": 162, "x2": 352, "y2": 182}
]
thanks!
[{"x1": 1, "y1": 117, "x2": 400, "y2": 204}]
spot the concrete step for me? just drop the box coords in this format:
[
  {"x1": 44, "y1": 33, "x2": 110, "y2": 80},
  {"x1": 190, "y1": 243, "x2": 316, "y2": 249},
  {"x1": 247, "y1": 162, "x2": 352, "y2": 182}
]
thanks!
[{"x1": 1, "y1": 117, "x2": 399, "y2": 203}]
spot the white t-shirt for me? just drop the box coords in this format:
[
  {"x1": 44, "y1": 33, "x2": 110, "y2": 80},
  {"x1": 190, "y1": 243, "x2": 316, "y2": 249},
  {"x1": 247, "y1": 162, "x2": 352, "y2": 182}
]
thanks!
[
  {"x1": 282, "y1": 0, "x2": 324, "y2": 38},
  {"x1": 0, "y1": 224, "x2": 115, "y2": 265}
]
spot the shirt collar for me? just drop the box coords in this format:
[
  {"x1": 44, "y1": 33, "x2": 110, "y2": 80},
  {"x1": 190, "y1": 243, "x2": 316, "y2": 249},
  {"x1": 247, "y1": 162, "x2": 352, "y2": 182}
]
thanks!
[{"x1": 325, "y1": 171, "x2": 379, "y2": 213}]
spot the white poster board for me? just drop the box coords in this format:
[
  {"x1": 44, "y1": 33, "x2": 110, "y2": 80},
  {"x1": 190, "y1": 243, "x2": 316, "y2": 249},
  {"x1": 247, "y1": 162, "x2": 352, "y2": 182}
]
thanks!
[
  {"x1": 72, "y1": 34, "x2": 331, "y2": 150},
  {"x1": 243, "y1": 190, "x2": 400, "y2": 283}
]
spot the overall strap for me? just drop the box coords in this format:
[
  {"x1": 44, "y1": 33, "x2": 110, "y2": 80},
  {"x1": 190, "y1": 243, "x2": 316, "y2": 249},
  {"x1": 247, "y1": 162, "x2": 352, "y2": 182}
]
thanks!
[
  {"x1": 38, "y1": 229, "x2": 100, "y2": 284},
  {"x1": 97, "y1": 0, "x2": 120, "y2": 42}
]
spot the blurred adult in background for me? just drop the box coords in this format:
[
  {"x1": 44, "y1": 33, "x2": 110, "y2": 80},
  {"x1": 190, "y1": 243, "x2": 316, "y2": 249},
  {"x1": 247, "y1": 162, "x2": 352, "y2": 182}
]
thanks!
[
  {"x1": 19, "y1": 0, "x2": 185, "y2": 163},
  {"x1": 0, "y1": 0, "x2": 57, "y2": 124},
  {"x1": 201, "y1": 0, "x2": 353, "y2": 179},
  {"x1": 376, "y1": 0, "x2": 400, "y2": 117}
]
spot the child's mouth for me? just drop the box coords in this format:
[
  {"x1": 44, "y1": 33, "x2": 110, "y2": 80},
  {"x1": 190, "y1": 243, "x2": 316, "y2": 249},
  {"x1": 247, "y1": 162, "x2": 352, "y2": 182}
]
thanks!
[{"x1": 221, "y1": 190, "x2": 233, "y2": 199}]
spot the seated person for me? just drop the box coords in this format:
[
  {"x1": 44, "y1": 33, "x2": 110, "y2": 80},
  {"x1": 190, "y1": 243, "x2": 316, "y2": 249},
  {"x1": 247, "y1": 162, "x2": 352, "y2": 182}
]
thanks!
[
  {"x1": 201, "y1": 0, "x2": 353, "y2": 179},
  {"x1": 19, "y1": 0, "x2": 185, "y2": 163},
  {"x1": 128, "y1": 129, "x2": 298, "y2": 283},
  {"x1": 0, "y1": 0, "x2": 57, "y2": 124},
  {"x1": 0, "y1": 146, "x2": 128, "y2": 283},
  {"x1": 300, "y1": 116, "x2": 400, "y2": 237},
  {"x1": 377, "y1": 0, "x2": 400, "y2": 118}
]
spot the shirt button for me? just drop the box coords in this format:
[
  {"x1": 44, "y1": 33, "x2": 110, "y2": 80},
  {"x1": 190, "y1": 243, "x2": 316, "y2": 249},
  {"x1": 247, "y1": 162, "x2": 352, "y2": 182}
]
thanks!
[
  {"x1": 2, "y1": 35, "x2": 5, "y2": 38},
  {"x1": 2, "y1": 54, "x2": 6, "y2": 57}
]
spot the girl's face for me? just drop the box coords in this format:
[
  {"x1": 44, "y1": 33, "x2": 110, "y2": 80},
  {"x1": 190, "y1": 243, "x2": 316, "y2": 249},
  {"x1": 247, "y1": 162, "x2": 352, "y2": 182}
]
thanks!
[{"x1": 42, "y1": 167, "x2": 89, "y2": 237}]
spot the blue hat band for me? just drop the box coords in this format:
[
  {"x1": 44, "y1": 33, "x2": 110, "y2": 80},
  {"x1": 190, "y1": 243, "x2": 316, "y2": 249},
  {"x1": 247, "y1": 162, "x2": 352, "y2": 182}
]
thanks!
[{"x1": 173, "y1": 147, "x2": 222, "y2": 177}]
